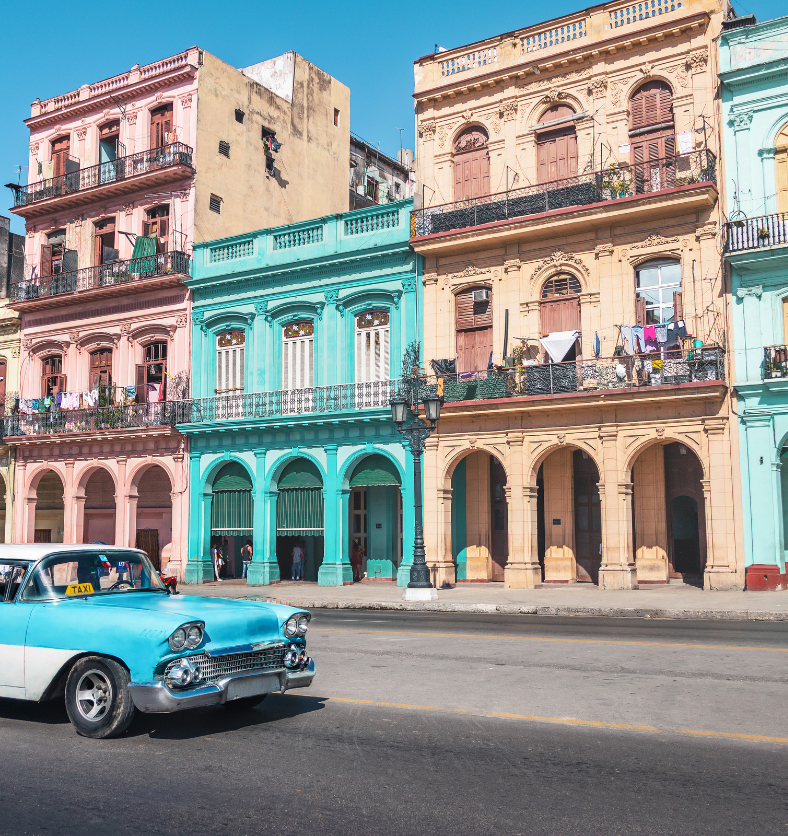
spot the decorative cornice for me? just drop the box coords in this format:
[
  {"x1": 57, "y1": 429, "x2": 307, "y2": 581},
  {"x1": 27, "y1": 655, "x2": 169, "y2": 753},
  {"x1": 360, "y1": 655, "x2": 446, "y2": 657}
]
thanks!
[
  {"x1": 503, "y1": 258, "x2": 521, "y2": 274},
  {"x1": 529, "y1": 250, "x2": 589, "y2": 280},
  {"x1": 631, "y1": 234, "x2": 680, "y2": 250},
  {"x1": 687, "y1": 48, "x2": 708, "y2": 73},
  {"x1": 731, "y1": 111, "x2": 754, "y2": 131},
  {"x1": 451, "y1": 263, "x2": 489, "y2": 281},
  {"x1": 588, "y1": 76, "x2": 608, "y2": 98},
  {"x1": 695, "y1": 223, "x2": 717, "y2": 240},
  {"x1": 499, "y1": 99, "x2": 518, "y2": 121},
  {"x1": 594, "y1": 243, "x2": 614, "y2": 258},
  {"x1": 419, "y1": 121, "x2": 436, "y2": 140},
  {"x1": 736, "y1": 285, "x2": 763, "y2": 299}
]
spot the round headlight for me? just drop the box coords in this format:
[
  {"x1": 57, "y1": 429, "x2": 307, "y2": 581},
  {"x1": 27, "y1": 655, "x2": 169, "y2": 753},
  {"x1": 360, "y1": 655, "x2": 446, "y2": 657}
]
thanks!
[
  {"x1": 297, "y1": 616, "x2": 309, "y2": 635},
  {"x1": 185, "y1": 624, "x2": 203, "y2": 648},
  {"x1": 169, "y1": 627, "x2": 187, "y2": 651},
  {"x1": 284, "y1": 617, "x2": 298, "y2": 637}
]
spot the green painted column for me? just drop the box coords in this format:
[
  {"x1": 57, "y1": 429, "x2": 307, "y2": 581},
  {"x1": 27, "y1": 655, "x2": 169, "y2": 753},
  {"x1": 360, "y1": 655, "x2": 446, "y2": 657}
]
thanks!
[
  {"x1": 318, "y1": 445, "x2": 352, "y2": 585},
  {"x1": 397, "y1": 446, "x2": 416, "y2": 586},
  {"x1": 185, "y1": 451, "x2": 213, "y2": 583},
  {"x1": 247, "y1": 449, "x2": 280, "y2": 585}
]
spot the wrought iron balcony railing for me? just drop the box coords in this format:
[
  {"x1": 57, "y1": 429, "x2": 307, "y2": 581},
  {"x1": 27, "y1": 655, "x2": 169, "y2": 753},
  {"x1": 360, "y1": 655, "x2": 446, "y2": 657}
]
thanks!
[
  {"x1": 422, "y1": 347, "x2": 725, "y2": 402},
  {"x1": 8, "y1": 143, "x2": 193, "y2": 209},
  {"x1": 411, "y1": 149, "x2": 717, "y2": 237},
  {"x1": 2, "y1": 401, "x2": 177, "y2": 438},
  {"x1": 764, "y1": 345, "x2": 788, "y2": 379},
  {"x1": 175, "y1": 379, "x2": 400, "y2": 424},
  {"x1": 725, "y1": 213, "x2": 788, "y2": 253},
  {"x1": 10, "y1": 250, "x2": 190, "y2": 303}
]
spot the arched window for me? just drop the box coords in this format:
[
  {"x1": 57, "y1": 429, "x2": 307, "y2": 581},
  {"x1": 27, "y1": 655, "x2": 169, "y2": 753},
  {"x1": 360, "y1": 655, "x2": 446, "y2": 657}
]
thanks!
[
  {"x1": 355, "y1": 310, "x2": 390, "y2": 383},
  {"x1": 455, "y1": 286, "x2": 493, "y2": 373},
  {"x1": 216, "y1": 331, "x2": 245, "y2": 393},
  {"x1": 50, "y1": 135, "x2": 71, "y2": 180},
  {"x1": 629, "y1": 81, "x2": 675, "y2": 191},
  {"x1": 283, "y1": 321, "x2": 314, "y2": 391},
  {"x1": 541, "y1": 273, "x2": 582, "y2": 298},
  {"x1": 89, "y1": 348, "x2": 112, "y2": 389},
  {"x1": 453, "y1": 127, "x2": 490, "y2": 201},
  {"x1": 150, "y1": 103, "x2": 173, "y2": 149},
  {"x1": 635, "y1": 259, "x2": 682, "y2": 326},
  {"x1": 42, "y1": 354, "x2": 65, "y2": 397},
  {"x1": 775, "y1": 121, "x2": 788, "y2": 213},
  {"x1": 536, "y1": 105, "x2": 577, "y2": 183}
]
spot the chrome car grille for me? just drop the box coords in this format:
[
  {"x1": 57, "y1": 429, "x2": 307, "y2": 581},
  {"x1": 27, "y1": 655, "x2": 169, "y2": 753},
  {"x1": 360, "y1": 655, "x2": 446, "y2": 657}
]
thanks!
[{"x1": 168, "y1": 645, "x2": 287, "y2": 683}]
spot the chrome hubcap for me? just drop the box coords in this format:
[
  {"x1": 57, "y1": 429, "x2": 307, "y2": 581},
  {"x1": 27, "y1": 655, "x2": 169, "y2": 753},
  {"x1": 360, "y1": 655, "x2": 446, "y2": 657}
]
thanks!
[{"x1": 75, "y1": 669, "x2": 112, "y2": 722}]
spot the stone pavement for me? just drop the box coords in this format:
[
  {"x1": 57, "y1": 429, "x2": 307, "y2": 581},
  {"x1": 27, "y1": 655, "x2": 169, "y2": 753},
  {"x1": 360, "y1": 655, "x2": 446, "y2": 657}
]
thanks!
[{"x1": 178, "y1": 578, "x2": 788, "y2": 621}]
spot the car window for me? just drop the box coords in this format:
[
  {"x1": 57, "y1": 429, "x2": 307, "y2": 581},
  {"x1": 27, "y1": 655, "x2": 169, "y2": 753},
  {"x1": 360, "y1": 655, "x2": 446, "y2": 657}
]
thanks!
[
  {"x1": 22, "y1": 552, "x2": 165, "y2": 601},
  {"x1": 0, "y1": 564, "x2": 30, "y2": 602}
]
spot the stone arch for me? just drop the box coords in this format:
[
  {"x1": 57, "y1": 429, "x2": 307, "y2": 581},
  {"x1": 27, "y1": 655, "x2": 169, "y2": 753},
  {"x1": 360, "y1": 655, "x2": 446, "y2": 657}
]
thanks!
[
  {"x1": 31, "y1": 468, "x2": 66, "y2": 544},
  {"x1": 338, "y1": 447, "x2": 406, "y2": 490},
  {"x1": 132, "y1": 463, "x2": 174, "y2": 569},
  {"x1": 25, "y1": 463, "x2": 67, "y2": 499},
  {"x1": 201, "y1": 454, "x2": 255, "y2": 497},
  {"x1": 74, "y1": 462, "x2": 117, "y2": 497},
  {"x1": 450, "y1": 279, "x2": 493, "y2": 297},
  {"x1": 128, "y1": 458, "x2": 176, "y2": 496},
  {"x1": 442, "y1": 442, "x2": 509, "y2": 490},
  {"x1": 625, "y1": 75, "x2": 675, "y2": 110},
  {"x1": 623, "y1": 434, "x2": 706, "y2": 482},
  {"x1": 79, "y1": 465, "x2": 118, "y2": 545},
  {"x1": 266, "y1": 451, "x2": 327, "y2": 492},
  {"x1": 527, "y1": 439, "x2": 602, "y2": 485},
  {"x1": 450, "y1": 122, "x2": 489, "y2": 150},
  {"x1": 528, "y1": 254, "x2": 590, "y2": 298}
]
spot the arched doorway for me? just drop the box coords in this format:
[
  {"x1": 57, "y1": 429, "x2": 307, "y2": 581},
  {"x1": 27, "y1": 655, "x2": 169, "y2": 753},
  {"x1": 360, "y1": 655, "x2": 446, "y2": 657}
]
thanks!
[
  {"x1": 536, "y1": 104, "x2": 578, "y2": 183},
  {"x1": 135, "y1": 465, "x2": 173, "y2": 571},
  {"x1": 455, "y1": 285, "x2": 493, "y2": 374},
  {"x1": 453, "y1": 127, "x2": 490, "y2": 201},
  {"x1": 629, "y1": 80, "x2": 674, "y2": 192},
  {"x1": 538, "y1": 447, "x2": 601, "y2": 583},
  {"x1": 631, "y1": 441, "x2": 706, "y2": 584},
  {"x1": 450, "y1": 450, "x2": 508, "y2": 581},
  {"x1": 34, "y1": 471, "x2": 65, "y2": 543},
  {"x1": 84, "y1": 469, "x2": 116, "y2": 544},
  {"x1": 276, "y1": 459, "x2": 324, "y2": 582},
  {"x1": 540, "y1": 274, "x2": 582, "y2": 361},
  {"x1": 210, "y1": 462, "x2": 253, "y2": 579},
  {"x1": 348, "y1": 454, "x2": 403, "y2": 580}
]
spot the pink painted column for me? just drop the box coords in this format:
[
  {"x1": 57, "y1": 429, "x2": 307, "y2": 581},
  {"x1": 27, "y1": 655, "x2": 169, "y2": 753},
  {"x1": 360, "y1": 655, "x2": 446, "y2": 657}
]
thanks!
[
  {"x1": 115, "y1": 457, "x2": 127, "y2": 547},
  {"x1": 63, "y1": 460, "x2": 75, "y2": 543},
  {"x1": 14, "y1": 458, "x2": 27, "y2": 543}
]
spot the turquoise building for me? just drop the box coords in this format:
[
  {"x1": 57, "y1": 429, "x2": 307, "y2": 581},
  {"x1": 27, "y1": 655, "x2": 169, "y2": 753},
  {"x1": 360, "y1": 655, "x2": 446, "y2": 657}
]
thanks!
[
  {"x1": 720, "y1": 14, "x2": 788, "y2": 573},
  {"x1": 178, "y1": 200, "x2": 420, "y2": 586}
]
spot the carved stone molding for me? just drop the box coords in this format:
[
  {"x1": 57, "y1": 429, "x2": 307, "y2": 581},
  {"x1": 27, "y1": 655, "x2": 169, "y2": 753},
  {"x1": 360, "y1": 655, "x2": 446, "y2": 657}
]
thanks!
[
  {"x1": 736, "y1": 285, "x2": 763, "y2": 299},
  {"x1": 610, "y1": 76, "x2": 635, "y2": 107},
  {"x1": 530, "y1": 250, "x2": 589, "y2": 280},
  {"x1": 22, "y1": 338, "x2": 32, "y2": 350},
  {"x1": 687, "y1": 49, "x2": 708, "y2": 72},
  {"x1": 419, "y1": 121, "x2": 436, "y2": 140},
  {"x1": 695, "y1": 223, "x2": 717, "y2": 241},
  {"x1": 75, "y1": 128, "x2": 88, "y2": 140},
  {"x1": 500, "y1": 100, "x2": 518, "y2": 121},
  {"x1": 29, "y1": 143, "x2": 40, "y2": 156},
  {"x1": 631, "y1": 234, "x2": 680, "y2": 250},
  {"x1": 588, "y1": 77, "x2": 608, "y2": 98},
  {"x1": 423, "y1": 272, "x2": 438, "y2": 286},
  {"x1": 462, "y1": 109, "x2": 473, "y2": 123},
  {"x1": 402, "y1": 275, "x2": 417, "y2": 292},
  {"x1": 594, "y1": 243, "x2": 614, "y2": 259},
  {"x1": 124, "y1": 204, "x2": 134, "y2": 216},
  {"x1": 656, "y1": 427, "x2": 665, "y2": 439},
  {"x1": 126, "y1": 111, "x2": 139, "y2": 126},
  {"x1": 253, "y1": 301, "x2": 268, "y2": 317},
  {"x1": 731, "y1": 111, "x2": 753, "y2": 131},
  {"x1": 451, "y1": 264, "x2": 489, "y2": 281},
  {"x1": 639, "y1": 63, "x2": 654, "y2": 78},
  {"x1": 74, "y1": 216, "x2": 82, "y2": 228},
  {"x1": 179, "y1": 93, "x2": 194, "y2": 108},
  {"x1": 541, "y1": 88, "x2": 569, "y2": 104},
  {"x1": 175, "y1": 314, "x2": 188, "y2": 328},
  {"x1": 323, "y1": 289, "x2": 339, "y2": 305},
  {"x1": 503, "y1": 258, "x2": 521, "y2": 274},
  {"x1": 437, "y1": 124, "x2": 451, "y2": 149},
  {"x1": 665, "y1": 63, "x2": 689, "y2": 88}
]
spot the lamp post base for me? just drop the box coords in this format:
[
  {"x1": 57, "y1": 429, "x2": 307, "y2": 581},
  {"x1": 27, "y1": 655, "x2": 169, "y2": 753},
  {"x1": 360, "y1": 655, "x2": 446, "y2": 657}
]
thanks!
[{"x1": 402, "y1": 586, "x2": 438, "y2": 601}]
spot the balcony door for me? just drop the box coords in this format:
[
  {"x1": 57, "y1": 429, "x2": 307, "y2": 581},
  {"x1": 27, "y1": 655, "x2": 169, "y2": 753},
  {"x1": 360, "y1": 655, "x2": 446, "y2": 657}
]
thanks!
[
  {"x1": 94, "y1": 217, "x2": 118, "y2": 267},
  {"x1": 540, "y1": 274, "x2": 581, "y2": 362},
  {"x1": 355, "y1": 310, "x2": 390, "y2": 407},
  {"x1": 150, "y1": 104, "x2": 173, "y2": 150},
  {"x1": 99, "y1": 120, "x2": 123, "y2": 184},
  {"x1": 143, "y1": 206, "x2": 170, "y2": 254},
  {"x1": 42, "y1": 355, "x2": 66, "y2": 398},
  {"x1": 453, "y1": 128, "x2": 490, "y2": 202},
  {"x1": 456, "y1": 287, "x2": 493, "y2": 374},
  {"x1": 90, "y1": 349, "x2": 112, "y2": 391},
  {"x1": 51, "y1": 136, "x2": 70, "y2": 180},
  {"x1": 629, "y1": 81, "x2": 675, "y2": 193},
  {"x1": 536, "y1": 105, "x2": 577, "y2": 184},
  {"x1": 282, "y1": 321, "x2": 314, "y2": 413}
]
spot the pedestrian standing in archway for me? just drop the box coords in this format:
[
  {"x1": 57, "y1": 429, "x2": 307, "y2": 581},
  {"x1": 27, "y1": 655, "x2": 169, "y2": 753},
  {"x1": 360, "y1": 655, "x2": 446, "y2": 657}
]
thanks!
[
  {"x1": 291, "y1": 540, "x2": 305, "y2": 581},
  {"x1": 241, "y1": 539, "x2": 253, "y2": 578},
  {"x1": 351, "y1": 538, "x2": 364, "y2": 583},
  {"x1": 211, "y1": 539, "x2": 223, "y2": 582}
]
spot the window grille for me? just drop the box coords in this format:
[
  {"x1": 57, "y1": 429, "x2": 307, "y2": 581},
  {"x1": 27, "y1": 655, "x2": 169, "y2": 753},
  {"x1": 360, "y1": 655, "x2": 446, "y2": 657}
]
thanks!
[
  {"x1": 235, "y1": 109, "x2": 245, "y2": 124},
  {"x1": 542, "y1": 274, "x2": 582, "y2": 298},
  {"x1": 209, "y1": 194, "x2": 222, "y2": 214},
  {"x1": 218, "y1": 140, "x2": 230, "y2": 158}
]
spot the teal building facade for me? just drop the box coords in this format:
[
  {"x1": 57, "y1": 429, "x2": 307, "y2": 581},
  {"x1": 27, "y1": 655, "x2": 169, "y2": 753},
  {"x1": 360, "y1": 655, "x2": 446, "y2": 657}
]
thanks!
[
  {"x1": 179, "y1": 200, "x2": 420, "y2": 586},
  {"x1": 720, "y1": 15, "x2": 788, "y2": 573}
]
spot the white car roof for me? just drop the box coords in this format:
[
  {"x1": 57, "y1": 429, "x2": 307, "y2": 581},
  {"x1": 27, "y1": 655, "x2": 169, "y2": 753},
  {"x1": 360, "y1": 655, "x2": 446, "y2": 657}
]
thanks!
[{"x1": 0, "y1": 544, "x2": 145, "y2": 563}]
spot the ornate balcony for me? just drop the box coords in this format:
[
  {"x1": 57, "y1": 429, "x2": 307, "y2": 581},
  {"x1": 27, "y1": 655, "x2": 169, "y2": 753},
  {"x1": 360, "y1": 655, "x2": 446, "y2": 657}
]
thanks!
[
  {"x1": 175, "y1": 379, "x2": 399, "y2": 429},
  {"x1": 764, "y1": 345, "x2": 788, "y2": 380},
  {"x1": 725, "y1": 213, "x2": 788, "y2": 253},
  {"x1": 411, "y1": 149, "x2": 716, "y2": 240},
  {"x1": 9, "y1": 250, "x2": 190, "y2": 311},
  {"x1": 6, "y1": 143, "x2": 193, "y2": 220}
]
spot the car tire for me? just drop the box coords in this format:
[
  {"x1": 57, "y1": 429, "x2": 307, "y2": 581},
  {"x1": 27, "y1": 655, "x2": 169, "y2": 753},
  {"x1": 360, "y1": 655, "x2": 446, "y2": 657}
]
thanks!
[
  {"x1": 64, "y1": 656, "x2": 137, "y2": 739},
  {"x1": 223, "y1": 694, "x2": 268, "y2": 711}
]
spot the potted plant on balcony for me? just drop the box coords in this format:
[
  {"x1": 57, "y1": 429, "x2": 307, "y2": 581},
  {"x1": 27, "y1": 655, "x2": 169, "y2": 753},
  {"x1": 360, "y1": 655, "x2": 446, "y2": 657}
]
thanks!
[{"x1": 758, "y1": 227, "x2": 770, "y2": 241}]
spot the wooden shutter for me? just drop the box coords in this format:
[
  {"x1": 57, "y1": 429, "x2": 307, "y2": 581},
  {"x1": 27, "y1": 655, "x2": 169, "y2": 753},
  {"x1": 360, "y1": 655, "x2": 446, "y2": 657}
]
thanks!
[
  {"x1": 0, "y1": 359, "x2": 6, "y2": 413},
  {"x1": 540, "y1": 297, "x2": 581, "y2": 335},
  {"x1": 283, "y1": 336, "x2": 313, "y2": 390},
  {"x1": 150, "y1": 105, "x2": 173, "y2": 150},
  {"x1": 51, "y1": 136, "x2": 70, "y2": 179},
  {"x1": 136, "y1": 364, "x2": 147, "y2": 402},
  {"x1": 455, "y1": 288, "x2": 492, "y2": 330},
  {"x1": 356, "y1": 325, "x2": 390, "y2": 383},
  {"x1": 636, "y1": 296, "x2": 647, "y2": 327},
  {"x1": 630, "y1": 81, "x2": 673, "y2": 132},
  {"x1": 456, "y1": 327, "x2": 494, "y2": 374},
  {"x1": 673, "y1": 291, "x2": 684, "y2": 322},
  {"x1": 40, "y1": 245, "x2": 52, "y2": 278}
]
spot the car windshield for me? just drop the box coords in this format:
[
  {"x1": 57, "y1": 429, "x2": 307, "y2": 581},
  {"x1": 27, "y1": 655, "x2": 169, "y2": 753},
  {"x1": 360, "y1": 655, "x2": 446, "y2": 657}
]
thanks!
[{"x1": 23, "y1": 551, "x2": 166, "y2": 601}]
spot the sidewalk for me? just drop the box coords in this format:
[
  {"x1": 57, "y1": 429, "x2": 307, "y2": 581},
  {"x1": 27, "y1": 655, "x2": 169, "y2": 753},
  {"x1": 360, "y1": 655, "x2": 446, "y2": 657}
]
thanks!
[{"x1": 178, "y1": 579, "x2": 788, "y2": 621}]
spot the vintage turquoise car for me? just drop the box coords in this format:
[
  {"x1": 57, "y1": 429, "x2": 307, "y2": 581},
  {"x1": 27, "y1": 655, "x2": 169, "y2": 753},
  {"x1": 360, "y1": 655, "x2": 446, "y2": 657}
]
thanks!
[{"x1": 0, "y1": 545, "x2": 315, "y2": 738}]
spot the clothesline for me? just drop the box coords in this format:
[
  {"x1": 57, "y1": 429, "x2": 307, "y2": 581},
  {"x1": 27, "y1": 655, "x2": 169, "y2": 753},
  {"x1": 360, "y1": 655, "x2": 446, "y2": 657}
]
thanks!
[
  {"x1": 18, "y1": 383, "x2": 164, "y2": 415},
  {"x1": 615, "y1": 320, "x2": 691, "y2": 355}
]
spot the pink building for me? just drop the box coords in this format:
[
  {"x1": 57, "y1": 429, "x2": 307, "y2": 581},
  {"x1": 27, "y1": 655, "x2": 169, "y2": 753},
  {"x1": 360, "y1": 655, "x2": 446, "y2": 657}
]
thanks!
[{"x1": 5, "y1": 47, "x2": 351, "y2": 576}]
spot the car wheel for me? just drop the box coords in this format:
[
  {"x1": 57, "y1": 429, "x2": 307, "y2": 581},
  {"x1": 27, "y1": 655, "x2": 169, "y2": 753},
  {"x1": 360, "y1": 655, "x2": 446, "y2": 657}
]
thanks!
[
  {"x1": 224, "y1": 694, "x2": 268, "y2": 711},
  {"x1": 64, "y1": 656, "x2": 136, "y2": 739}
]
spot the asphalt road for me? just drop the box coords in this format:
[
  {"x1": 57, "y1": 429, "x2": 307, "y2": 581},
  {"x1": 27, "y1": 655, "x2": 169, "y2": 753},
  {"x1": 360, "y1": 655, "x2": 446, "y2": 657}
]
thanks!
[{"x1": 2, "y1": 610, "x2": 788, "y2": 835}]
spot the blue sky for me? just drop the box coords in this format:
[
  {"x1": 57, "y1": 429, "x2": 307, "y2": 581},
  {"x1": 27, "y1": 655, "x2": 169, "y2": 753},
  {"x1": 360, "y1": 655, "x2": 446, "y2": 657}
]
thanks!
[{"x1": 0, "y1": 0, "x2": 782, "y2": 235}]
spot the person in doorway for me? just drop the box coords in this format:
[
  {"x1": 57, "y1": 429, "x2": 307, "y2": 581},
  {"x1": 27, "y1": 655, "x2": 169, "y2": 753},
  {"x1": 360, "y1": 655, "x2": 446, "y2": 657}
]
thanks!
[
  {"x1": 291, "y1": 541, "x2": 305, "y2": 581},
  {"x1": 241, "y1": 539, "x2": 253, "y2": 579},
  {"x1": 351, "y1": 538, "x2": 364, "y2": 583},
  {"x1": 222, "y1": 538, "x2": 230, "y2": 579},
  {"x1": 210, "y1": 540, "x2": 223, "y2": 582}
]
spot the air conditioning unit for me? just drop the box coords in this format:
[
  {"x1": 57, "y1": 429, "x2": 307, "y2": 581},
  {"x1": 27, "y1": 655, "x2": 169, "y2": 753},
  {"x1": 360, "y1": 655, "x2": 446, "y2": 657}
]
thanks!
[{"x1": 472, "y1": 289, "x2": 491, "y2": 302}]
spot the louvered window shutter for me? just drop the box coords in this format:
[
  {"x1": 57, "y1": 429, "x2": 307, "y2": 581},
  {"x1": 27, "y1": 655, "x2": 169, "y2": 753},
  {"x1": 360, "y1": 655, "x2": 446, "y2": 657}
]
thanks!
[
  {"x1": 283, "y1": 336, "x2": 313, "y2": 390},
  {"x1": 136, "y1": 364, "x2": 147, "y2": 402},
  {"x1": 455, "y1": 291, "x2": 475, "y2": 330},
  {"x1": 673, "y1": 291, "x2": 684, "y2": 322},
  {"x1": 636, "y1": 296, "x2": 646, "y2": 327},
  {"x1": 41, "y1": 245, "x2": 52, "y2": 278},
  {"x1": 356, "y1": 324, "x2": 390, "y2": 383},
  {"x1": 216, "y1": 343, "x2": 244, "y2": 392}
]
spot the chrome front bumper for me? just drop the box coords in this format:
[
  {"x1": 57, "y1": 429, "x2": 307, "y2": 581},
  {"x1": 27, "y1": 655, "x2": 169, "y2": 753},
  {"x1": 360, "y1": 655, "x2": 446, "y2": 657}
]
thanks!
[{"x1": 128, "y1": 658, "x2": 315, "y2": 713}]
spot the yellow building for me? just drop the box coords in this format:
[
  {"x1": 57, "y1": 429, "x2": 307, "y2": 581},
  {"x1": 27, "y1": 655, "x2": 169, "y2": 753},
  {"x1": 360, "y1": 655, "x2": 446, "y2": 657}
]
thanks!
[{"x1": 412, "y1": 0, "x2": 741, "y2": 589}]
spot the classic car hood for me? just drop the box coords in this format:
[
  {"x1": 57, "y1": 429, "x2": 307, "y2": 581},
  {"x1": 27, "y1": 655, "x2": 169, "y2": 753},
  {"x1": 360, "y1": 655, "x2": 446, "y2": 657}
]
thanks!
[{"x1": 82, "y1": 593, "x2": 286, "y2": 648}]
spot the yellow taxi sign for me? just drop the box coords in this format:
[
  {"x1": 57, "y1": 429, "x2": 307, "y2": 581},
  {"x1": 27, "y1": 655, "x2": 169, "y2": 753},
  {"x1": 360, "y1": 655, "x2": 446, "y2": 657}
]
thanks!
[{"x1": 65, "y1": 583, "x2": 94, "y2": 596}]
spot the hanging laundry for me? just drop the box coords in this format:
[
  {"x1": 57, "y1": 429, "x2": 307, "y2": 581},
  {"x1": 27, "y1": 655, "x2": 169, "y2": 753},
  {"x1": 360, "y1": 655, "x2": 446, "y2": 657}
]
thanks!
[
  {"x1": 615, "y1": 363, "x2": 627, "y2": 380},
  {"x1": 19, "y1": 399, "x2": 32, "y2": 415},
  {"x1": 126, "y1": 385, "x2": 137, "y2": 399},
  {"x1": 56, "y1": 393, "x2": 63, "y2": 409},
  {"x1": 655, "y1": 324, "x2": 668, "y2": 344},
  {"x1": 619, "y1": 326, "x2": 635, "y2": 355},
  {"x1": 666, "y1": 323, "x2": 680, "y2": 346},
  {"x1": 540, "y1": 331, "x2": 580, "y2": 363},
  {"x1": 632, "y1": 325, "x2": 645, "y2": 353},
  {"x1": 31, "y1": 399, "x2": 40, "y2": 412},
  {"x1": 676, "y1": 320, "x2": 688, "y2": 339},
  {"x1": 594, "y1": 331, "x2": 600, "y2": 358},
  {"x1": 147, "y1": 383, "x2": 161, "y2": 404},
  {"x1": 644, "y1": 325, "x2": 657, "y2": 342}
]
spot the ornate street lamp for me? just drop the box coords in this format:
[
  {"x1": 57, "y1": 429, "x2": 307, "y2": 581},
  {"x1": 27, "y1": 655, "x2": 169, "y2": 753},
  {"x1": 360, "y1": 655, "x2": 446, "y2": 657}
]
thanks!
[{"x1": 390, "y1": 387, "x2": 442, "y2": 600}]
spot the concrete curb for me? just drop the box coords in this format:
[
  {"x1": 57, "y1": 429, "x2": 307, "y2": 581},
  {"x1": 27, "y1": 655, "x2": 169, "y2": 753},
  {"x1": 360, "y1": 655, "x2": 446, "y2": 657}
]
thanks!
[{"x1": 239, "y1": 596, "x2": 788, "y2": 621}]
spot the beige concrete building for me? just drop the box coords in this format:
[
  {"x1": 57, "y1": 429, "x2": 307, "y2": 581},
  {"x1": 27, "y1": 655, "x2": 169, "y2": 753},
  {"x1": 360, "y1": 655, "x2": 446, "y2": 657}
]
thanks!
[{"x1": 411, "y1": 0, "x2": 741, "y2": 589}]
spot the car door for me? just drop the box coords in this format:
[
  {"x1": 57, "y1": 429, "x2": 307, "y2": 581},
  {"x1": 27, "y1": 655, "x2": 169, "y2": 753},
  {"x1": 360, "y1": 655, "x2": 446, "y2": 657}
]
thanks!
[{"x1": 0, "y1": 563, "x2": 33, "y2": 696}]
